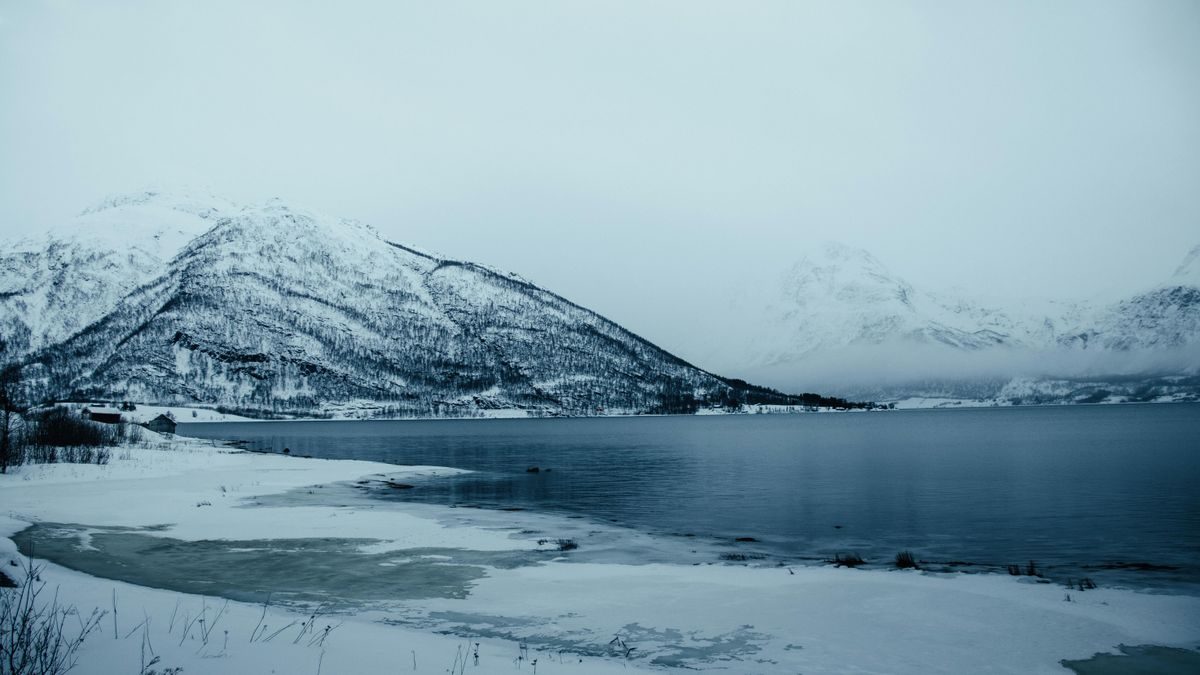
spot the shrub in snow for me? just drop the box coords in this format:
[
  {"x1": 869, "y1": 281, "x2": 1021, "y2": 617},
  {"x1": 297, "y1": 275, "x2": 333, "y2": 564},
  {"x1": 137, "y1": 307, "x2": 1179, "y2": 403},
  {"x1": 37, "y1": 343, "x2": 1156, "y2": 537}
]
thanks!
[
  {"x1": 0, "y1": 561, "x2": 105, "y2": 675},
  {"x1": 830, "y1": 553, "x2": 867, "y2": 568},
  {"x1": 10, "y1": 407, "x2": 128, "y2": 468}
]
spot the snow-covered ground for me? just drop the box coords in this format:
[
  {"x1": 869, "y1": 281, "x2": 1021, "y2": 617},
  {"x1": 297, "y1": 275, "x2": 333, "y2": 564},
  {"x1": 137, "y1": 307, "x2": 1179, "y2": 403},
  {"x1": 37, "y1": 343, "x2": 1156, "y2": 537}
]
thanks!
[
  {"x1": 57, "y1": 402, "x2": 255, "y2": 423},
  {"x1": 890, "y1": 397, "x2": 1007, "y2": 410},
  {"x1": 2, "y1": 434, "x2": 1199, "y2": 674},
  {"x1": 120, "y1": 404, "x2": 255, "y2": 423},
  {"x1": 55, "y1": 397, "x2": 1194, "y2": 424},
  {"x1": 696, "y1": 404, "x2": 863, "y2": 415},
  {"x1": 888, "y1": 394, "x2": 1195, "y2": 409}
]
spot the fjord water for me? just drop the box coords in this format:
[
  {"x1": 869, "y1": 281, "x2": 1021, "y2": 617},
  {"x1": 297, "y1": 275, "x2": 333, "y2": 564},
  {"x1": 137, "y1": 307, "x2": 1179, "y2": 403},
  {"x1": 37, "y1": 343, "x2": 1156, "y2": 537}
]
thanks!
[{"x1": 181, "y1": 404, "x2": 1200, "y2": 591}]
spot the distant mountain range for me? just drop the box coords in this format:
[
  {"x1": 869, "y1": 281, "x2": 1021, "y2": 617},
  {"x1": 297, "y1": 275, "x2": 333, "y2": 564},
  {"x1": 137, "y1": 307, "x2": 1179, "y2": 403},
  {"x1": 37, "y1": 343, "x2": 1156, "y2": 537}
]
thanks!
[
  {"x1": 681, "y1": 241, "x2": 1200, "y2": 405},
  {"x1": 0, "y1": 190, "x2": 848, "y2": 418},
  {"x1": 3, "y1": 191, "x2": 1195, "y2": 414}
]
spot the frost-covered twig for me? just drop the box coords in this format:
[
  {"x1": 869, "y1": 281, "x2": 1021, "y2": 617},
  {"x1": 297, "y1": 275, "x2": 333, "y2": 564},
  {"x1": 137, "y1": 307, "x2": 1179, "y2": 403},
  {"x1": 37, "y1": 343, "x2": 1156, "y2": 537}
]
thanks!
[
  {"x1": 262, "y1": 620, "x2": 298, "y2": 642},
  {"x1": 167, "y1": 598, "x2": 180, "y2": 634},
  {"x1": 200, "y1": 599, "x2": 229, "y2": 644},
  {"x1": 250, "y1": 593, "x2": 271, "y2": 643}
]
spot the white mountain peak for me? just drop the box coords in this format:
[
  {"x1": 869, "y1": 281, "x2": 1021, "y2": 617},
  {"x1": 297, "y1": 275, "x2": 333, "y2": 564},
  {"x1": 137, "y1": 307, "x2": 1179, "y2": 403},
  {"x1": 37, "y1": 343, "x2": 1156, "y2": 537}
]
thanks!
[
  {"x1": 44, "y1": 188, "x2": 240, "y2": 256},
  {"x1": 795, "y1": 241, "x2": 892, "y2": 274},
  {"x1": 1171, "y1": 244, "x2": 1200, "y2": 287},
  {"x1": 78, "y1": 186, "x2": 240, "y2": 218},
  {"x1": 782, "y1": 240, "x2": 914, "y2": 310}
]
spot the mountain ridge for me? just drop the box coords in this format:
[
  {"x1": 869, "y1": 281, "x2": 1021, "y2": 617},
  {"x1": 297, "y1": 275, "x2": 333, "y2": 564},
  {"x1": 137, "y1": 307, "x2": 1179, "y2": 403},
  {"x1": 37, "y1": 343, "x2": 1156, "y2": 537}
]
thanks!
[
  {"x1": 683, "y1": 239, "x2": 1200, "y2": 404},
  {"x1": 2, "y1": 191, "x2": 856, "y2": 417},
  {"x1": 5, "y1": 191, "x2": 1194, "y2": 412}
]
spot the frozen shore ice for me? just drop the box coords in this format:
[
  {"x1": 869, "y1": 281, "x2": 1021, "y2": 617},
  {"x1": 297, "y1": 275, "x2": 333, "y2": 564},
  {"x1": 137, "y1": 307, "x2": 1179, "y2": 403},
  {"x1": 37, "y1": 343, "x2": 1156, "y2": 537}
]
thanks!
[{"x1": 2, "y1": 432, "x2": 1199, "y2": 674}]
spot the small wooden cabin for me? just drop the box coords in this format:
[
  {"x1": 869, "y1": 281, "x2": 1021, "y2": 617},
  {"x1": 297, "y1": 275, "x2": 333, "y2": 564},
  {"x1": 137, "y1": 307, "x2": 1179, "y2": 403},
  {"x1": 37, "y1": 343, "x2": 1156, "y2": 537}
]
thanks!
[
  {"x1": 82, "y1": 406, "x2": 123, "y2": 424},
  {"x1": 145, "y1": 414, "x2": 177, "y2": 434}
]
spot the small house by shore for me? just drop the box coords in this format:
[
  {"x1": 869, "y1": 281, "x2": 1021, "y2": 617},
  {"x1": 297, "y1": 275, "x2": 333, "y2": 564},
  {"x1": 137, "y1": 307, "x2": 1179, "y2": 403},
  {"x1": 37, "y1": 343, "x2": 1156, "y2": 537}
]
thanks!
[
  {"x1": 82, "y1": 406, "x2": 123, "y2": 424},
  {"x1": 145, "y1": 414, "x2": 177, "y2": 434}
]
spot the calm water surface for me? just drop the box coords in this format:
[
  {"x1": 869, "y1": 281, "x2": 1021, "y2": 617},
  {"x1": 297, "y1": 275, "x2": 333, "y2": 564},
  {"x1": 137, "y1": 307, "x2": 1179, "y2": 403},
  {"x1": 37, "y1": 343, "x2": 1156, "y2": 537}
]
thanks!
[{"x1": 180, "y1": 404, "x2": 1200, "y2": 591}]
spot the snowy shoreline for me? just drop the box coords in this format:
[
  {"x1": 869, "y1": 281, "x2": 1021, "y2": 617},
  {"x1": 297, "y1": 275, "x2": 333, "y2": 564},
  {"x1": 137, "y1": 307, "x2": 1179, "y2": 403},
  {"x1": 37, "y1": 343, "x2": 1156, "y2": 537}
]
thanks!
[
  {"x1": 61, "y1": 398, "x2": 1197, "y2": 429},
  {"x1": 3, "y1": 433, "x2": 1200, "y2": 674}
]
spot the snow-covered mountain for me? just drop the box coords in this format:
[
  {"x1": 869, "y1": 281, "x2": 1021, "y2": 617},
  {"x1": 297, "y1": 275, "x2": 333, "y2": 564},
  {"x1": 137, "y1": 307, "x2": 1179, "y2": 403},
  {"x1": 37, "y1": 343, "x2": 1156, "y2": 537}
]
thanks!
[
  {"x1": 1062, "y1": 245, "x2": 1200, "y2": 352},
  {"x1": 1, "y1": 191, "x2": 829, "y2": 417},
  {"x1": 742, "y1": 242, "x2": 1045, "y2": 357},
  {"x1": 5, "y1": 193, "x2": 1192, "y2": 411},
  {"x1": 0, "y1": 189, "x2": 238, "y2": 355},
  {"x1": 685, "y1": 241, "x2": 1200, "y2": 404}
]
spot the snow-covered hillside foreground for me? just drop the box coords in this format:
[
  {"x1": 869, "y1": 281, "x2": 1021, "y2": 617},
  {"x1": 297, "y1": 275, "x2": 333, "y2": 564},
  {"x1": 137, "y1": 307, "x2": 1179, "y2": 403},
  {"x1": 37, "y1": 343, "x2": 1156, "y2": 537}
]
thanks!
[{"x1": 2, "y1": 436, "x2": 1199, "y2": 674}]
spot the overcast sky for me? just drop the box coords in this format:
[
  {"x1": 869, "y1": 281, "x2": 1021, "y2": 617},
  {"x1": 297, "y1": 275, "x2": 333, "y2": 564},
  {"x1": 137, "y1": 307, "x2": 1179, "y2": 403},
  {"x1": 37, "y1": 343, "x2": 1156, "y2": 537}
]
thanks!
[{"x1": 2, "y1": 1, "x2": 1198, "y2": 354}]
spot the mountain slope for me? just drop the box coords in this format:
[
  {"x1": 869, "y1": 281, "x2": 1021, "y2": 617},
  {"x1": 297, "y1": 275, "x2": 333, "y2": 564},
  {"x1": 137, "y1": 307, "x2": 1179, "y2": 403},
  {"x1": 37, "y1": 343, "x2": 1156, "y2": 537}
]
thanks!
[
  {"x1": 0, "y1": 189, "x2": 236, "y2": 355},
  {"x1": 5, "y1": 193, "x2": 828, "y2": 416},
  {"x1": 1064, "y1": 245, "x2": 1200, "y2": 351},
  {"x1": 770, "y1": 242, "x2": 1033, "y2": 353},
  {"x1": 682, "y1": 241, "x2": 1199, "y2": 403},
  {"x1": 697, "y1": 242, "x2": 1052, "y2": 375}
]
